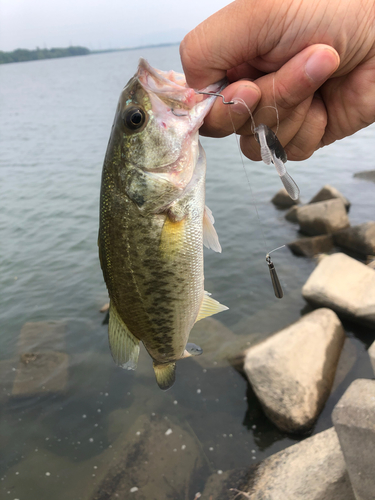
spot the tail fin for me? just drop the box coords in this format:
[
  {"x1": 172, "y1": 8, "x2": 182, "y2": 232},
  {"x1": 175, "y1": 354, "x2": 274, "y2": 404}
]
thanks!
[{"x1": 153, "y1": 362, "x2": 176, "y2": 391}]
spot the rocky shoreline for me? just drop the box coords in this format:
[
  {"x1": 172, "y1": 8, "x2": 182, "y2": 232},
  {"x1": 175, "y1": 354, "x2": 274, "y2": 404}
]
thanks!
[{"x1": 2, "y1": 180, "x2": 375, "y2": 499}]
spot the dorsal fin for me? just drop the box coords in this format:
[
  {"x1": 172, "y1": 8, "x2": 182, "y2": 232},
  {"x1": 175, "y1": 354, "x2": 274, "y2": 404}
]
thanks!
[
  {"x1": 108, "y1": 302, "x2": 140, "y2": 370},
  {"x1": 195, "y1": 291, "x2": 228, "y2": 323}
]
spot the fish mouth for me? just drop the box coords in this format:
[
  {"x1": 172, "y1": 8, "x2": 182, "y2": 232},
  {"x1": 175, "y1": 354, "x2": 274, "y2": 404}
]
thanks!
[{"x1": 137, "y1": 58, "x2": 225, "y2": 124}]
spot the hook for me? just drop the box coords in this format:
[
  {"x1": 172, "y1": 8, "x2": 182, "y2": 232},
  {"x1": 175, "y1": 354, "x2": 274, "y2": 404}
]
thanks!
[{"x1": 195, "y1": 91, "x2": 234, "y2": 105}]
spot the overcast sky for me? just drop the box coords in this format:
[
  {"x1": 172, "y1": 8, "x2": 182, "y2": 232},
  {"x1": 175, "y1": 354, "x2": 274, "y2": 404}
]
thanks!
[{"x1": 0, "y1": 0, "x2": 232, "y2": 52}]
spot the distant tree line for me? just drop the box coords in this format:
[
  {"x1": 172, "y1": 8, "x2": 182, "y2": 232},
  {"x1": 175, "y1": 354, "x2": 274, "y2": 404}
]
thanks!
[{"x1": 0, "y1": 46, "x2": 90, "y2": 64}]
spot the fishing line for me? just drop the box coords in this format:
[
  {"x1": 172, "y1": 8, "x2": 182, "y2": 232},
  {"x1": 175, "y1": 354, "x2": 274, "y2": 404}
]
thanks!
[
  {"x1": 227, "y1": 103, "x2": 286, "y2": 299},
  {"x1": 197, "y1": 86, "x2": 289, "y2": 298}
]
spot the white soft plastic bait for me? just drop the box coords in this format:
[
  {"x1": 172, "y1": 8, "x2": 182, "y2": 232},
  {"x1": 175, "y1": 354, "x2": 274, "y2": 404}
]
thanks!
[{"x1": 254, "y1": 124, "x2": 300, "y2": 201}]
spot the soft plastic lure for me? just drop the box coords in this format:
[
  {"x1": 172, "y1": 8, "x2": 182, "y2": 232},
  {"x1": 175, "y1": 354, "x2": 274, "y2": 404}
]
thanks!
[{"x1": 254, "y1": 124, "x2": 300, "y2": 201}]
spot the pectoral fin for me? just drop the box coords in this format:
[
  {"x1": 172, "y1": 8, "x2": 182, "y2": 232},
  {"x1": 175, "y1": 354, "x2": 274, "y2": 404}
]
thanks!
[
  {"x1": 195, "y1": 291, "x2": 228, "y2": 322},
  {"x1": 108, "y1": 302, "x2": 140, "y2": 370},
  {"x1": 153, "y1": 362, "x2": 176, "y2": 391},
  {"x1": 203, "y1": 206, "x2": 221, "y2": 253}
]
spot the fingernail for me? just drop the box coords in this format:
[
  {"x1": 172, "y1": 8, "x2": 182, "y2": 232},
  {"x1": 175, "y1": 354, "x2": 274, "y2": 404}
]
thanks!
[
  {"x1": 231, "y1": 85, "x2": 260, "y2": 115},
  {"x1": 305, "y1": 49, "x2": 338, "y2": 83}
]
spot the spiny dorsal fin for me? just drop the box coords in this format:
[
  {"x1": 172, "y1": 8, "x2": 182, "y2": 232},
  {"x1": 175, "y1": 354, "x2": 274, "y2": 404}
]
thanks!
[
  {"x1": 108, "y1": 302, "x2": 140, "y2": 370},
  {"x1": 195, "y1": 291, "x2": 228, "y2": 323},
  {"x1": 203, "y1": 206, "x2": 222, "y2": 253},
  {"x1": 153, "y1": 362, "x2": 176, "y2": 391}
]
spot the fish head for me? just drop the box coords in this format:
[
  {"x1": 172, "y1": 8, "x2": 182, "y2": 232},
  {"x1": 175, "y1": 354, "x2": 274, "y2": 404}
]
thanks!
[{"x1": 106, "y1": 59, "x2": 225, "y2": 203}]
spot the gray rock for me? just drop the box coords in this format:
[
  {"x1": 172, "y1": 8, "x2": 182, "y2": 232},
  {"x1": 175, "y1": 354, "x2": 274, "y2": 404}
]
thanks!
[
  {"x1": 297, "y1": 199, "x2": 350, "y2": 236},
  {"x1": 309, "y1": 184, "x2": 351, "y2": 211},
  {"x1": 302, "y1": 252, "x2": 375, "y2": 326},
  {"x1": 369, "y1": 342, "x2": 375, "y2": 376},
  {"x1": 354, "y1": 170, "x2": 375, "y2": 183},
  {"x1": 18, "y1": 321, "x2": 66, "y2": 353},
  {"x1": 271, "y1": 188, "x2": 299, "y2": 208},
  {"x1": 331, "y1": 338, "x2": 357, "y2": 393},
  {"x1": 12, "y1": 351, "x2": 69, "y2": 396},
  {"x1": 244, "y1": 308, "x2": 345, "y2": 433},
  {"x1": 215, "y1": 428, "x2": 355, "y2": 500},
  {"x1": 89, "y1": 412, "x2": 208, "y2": 500},
  {"x1": 332, "y1": 379, "x2": 375, "y2": 500},
  {"x1": 333, "y1": 221, "x2": 375, "y2": 256},
  {"x1": 188, "y1": 317, "x2": 262, "y2": 370},
  {"x1": 0, "y1": 358, "x2": 18, "y2": 403},
  {"x1": 285, "y1": 205, "x2": 300, "y2": 223},
  {"x1": 288, "y1": 234, "x2": 334, "y2": 257}
]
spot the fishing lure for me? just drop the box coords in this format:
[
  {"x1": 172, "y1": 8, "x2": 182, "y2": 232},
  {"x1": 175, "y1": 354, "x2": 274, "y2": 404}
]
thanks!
[
  {"x1": 254, "y1": 124, "x2": 300, "y2": 200},
  {"x1": 195, "y1": 91, "x2": 292, "y2": 299}
]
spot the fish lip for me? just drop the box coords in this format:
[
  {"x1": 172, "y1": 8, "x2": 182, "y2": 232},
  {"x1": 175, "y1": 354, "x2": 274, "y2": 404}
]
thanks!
[{"x1": 137, "y1": 57, "x2": 226, "y2": 124}]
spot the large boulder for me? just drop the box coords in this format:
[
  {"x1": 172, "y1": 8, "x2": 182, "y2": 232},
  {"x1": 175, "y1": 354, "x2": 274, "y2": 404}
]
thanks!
[
  {"x1": 89, "y1": 412, "x2": 208, "y2": 500},
  {"x1": 332, "y1": 379, "x2": 375, "y2": 500},
  {"x1": 302, "y1": 252, "x2": 375, "y2": 326},
  {"x1": 244, "y1": 308, "x2": 345, "y2": 433},
  {"x1": 309, "y1": 184, "x2": 351, "y2": 211},
  {"x1": 285, "y1": 205, "x2": 300, "y2": 223},
  {"x1": 271, "y1": 188, "x2": 299, "y2": 208},
  {"x1": 201, "y1": 428, "x2": 355, "y2": 500},
  {"x1": 12, "y1": 351, "x2": 69, "y2": 396},
  {"x1": 354, "y1": 170, "x2": 375, "y2": 183},
  {"x1": 333, "y1": 221, "x2": 375, "y2": 256},
  {"x1": 369, "y1": 341, "x2": 375, "y2": 376},
  {"x1": 18, "y1": 321, "x2": 66, "y2": 352},
  {"x1": 297, "y1": 199, "x2": 350, "y2": 236},
  {"x1": 288, "y1": 234, "x2": 334, "y2": 257}
]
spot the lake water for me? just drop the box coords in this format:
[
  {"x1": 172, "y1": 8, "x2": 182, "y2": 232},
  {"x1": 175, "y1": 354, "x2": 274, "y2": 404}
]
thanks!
[{"x1": 1, "y1": 45, "x2": 374, "y2": 499}]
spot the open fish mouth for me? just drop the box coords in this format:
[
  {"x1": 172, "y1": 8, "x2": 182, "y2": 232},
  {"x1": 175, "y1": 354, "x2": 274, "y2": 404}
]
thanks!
[{"x1": 137, "y1": 58, "x2": 225, "y2": 122}]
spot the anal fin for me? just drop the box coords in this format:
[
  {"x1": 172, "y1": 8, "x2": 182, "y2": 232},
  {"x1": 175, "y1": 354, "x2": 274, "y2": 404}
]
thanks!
[
  {"x1": 195, "y1": 291, "x2": 228, "y2": 323},
  {"x1": 108, "y1": 302, "x2": 140, "y2": 370},
  {"x1": 153, "y1": 362, "x2": 176, "y2": 391}
]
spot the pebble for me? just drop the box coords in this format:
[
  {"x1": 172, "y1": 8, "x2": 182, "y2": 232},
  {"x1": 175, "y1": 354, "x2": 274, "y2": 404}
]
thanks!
[
  {"x1": 130, "y1": 487, "x2": 138, "y2": 493},
  {"x1": 165, "y1": 428, "x2": 172, "y2": 436}
]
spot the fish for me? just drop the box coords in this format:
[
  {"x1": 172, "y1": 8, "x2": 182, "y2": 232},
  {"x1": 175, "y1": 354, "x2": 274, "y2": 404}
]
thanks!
[{"x1": 98, "y1": 58, "x2": 228, "y2": 390}]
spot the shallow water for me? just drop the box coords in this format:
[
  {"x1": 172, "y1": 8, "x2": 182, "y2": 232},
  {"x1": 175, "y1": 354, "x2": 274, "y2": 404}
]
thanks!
[{"x1": 1, "y1": 45, "x2": 374, "y2": 499}]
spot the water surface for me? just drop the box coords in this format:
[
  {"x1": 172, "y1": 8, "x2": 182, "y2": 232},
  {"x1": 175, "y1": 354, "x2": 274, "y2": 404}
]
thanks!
[{"x1": 1, "y1": 45, "x2": 374, "y2": 499}]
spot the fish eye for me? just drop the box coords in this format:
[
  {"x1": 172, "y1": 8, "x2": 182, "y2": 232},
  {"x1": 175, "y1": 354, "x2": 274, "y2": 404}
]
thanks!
[{"x1": 123, "y1": 107, "x2": 146, "y2": 130}]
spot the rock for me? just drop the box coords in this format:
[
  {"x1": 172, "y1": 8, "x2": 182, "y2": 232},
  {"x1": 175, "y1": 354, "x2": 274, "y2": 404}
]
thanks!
[
  {"x1": 100, "y1": 302, "x2": 109, "y2": 313},
  {"x1": 0, "y1": 358, "x2": 18, "y2": 403},
  {"x1": 188, "y1": 317, "x2": 262, "y2": 370},
  {"x1": 331, "y1": 338, "x2": 357, "y2": 393},
  {"x1": 288, "y1": 234, "x2": 334, "y2": 257},
  {"x1": 333, "y1": 222, "x2": 375, "y2": 256},
  {"x1": 200, "y1": 468, "x2": 252, "y2": 500},
  {"x1": 369, "y1": 341, "x2": 375, "y2": 376},
  {"x1": 244, "y1": 308, "x2": 345, "y2": 433},
  {"x1": 309, "y1": 184, "x2": 351, "y2": 211},
  {"x1": 89, "y1": 412, "x2": 208, "y2": 500},
  {"x1": 12, "y1": 351, "x2": 69, "y2": 396},
  {"x1": 302, "y1": 252, "x2": 375, "y2": 326},
  {"x1": 18, "y1": 321, "x2": 66, "y2": 353},
  {"x1": 297, "y1": 199, "x2": 350, "y2": 236},
  {"x1": 271, "y1": 188, "x2": 299, "y2": 208},
  {"x1": 228, "y1": 428, "x2": 355, "y2": 500},
  {"x1": 332, "y1": 379, "x2": 375, "y2": 500},
  {"x1": 285, "y1": 205, "x2": 300, "y2": 223},
  {"x1": 354, "y1": 170, "x2": 375, "y2": 183}
]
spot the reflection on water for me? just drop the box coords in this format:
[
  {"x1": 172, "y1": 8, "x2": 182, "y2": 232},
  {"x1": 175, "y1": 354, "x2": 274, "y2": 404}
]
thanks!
[{"x1": 1, "y1": 45, "x2": 375, "y2": 499}]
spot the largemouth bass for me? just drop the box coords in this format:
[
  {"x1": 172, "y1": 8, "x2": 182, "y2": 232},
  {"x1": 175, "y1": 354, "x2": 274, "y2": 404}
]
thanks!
[{"x1": 99, "y1": 59, "x2": 228, "y2": 390}]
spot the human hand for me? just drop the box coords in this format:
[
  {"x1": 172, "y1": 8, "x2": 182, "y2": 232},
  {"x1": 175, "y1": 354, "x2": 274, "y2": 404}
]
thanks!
[{"x1": 180, "y1": 0, "x2": 375, "y2": 161}]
